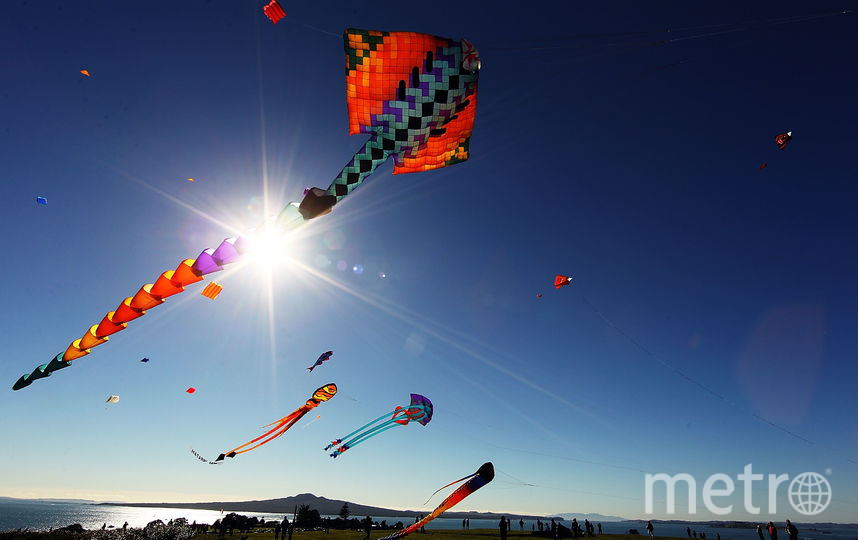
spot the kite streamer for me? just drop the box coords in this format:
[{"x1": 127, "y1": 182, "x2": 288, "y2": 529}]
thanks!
[
  {"x1": 213, "y1": 383, "x2": 337, "y2": 461},
  {"x1": 378, "y1": 462, "x2": 494, "y2": 540}
]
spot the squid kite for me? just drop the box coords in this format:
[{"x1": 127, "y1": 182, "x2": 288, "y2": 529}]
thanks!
[
  {"x1": 775, "y1": 131, "x2": 792, "y2": 150},
  {"x1": 326, "y1": 393, "x2": 432, "y2": 457},
  {"x1": 555, "y1": 275, "x2": 573, "y2": 289},
  {"x1": 215, "y1": 383, "x2": 337, "y2": 461},
  {"x1": 13, "y1": 29, "x2": 479, "y2": 391},
  {"x1": 308, "y1": 351, "x2": 333, "y2": 372},
  {"x1": 378, "y1": 462, "x2": 495, "y2": 540}
]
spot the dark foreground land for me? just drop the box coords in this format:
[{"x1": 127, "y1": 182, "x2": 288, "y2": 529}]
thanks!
[{"x1": 0, "y1": 528, "x2": 657, "y2": 540}]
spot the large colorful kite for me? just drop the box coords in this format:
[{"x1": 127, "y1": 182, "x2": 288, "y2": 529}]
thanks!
[
  {"x1": 296, "y1": 28, "x2": 480, "y2": 220},
  {"x1": 326, "y1": 393, "x2": 432, "y2": 457},
  {"x1": 378, "y1": 462, "x2": 495, "y2": 540},
  {"x1": 13, "y1": 28, "x2": 479, "y2": 391},
  {"x1": 214, "y1": 383, "x2": 337, "y2": 461}
]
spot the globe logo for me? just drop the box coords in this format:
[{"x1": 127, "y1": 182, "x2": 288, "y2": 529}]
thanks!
[{"x1": 788, "y1": 472, "x2": 832, "y2": 515}]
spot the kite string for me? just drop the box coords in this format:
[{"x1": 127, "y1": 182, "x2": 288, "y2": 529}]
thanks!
[{"x1": 578, "y1": 293, "x2": 813, "y2": 445}]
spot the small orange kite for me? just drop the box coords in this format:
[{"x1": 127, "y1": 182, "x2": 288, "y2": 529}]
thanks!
[
  {"x1": 263, "y1": 0, "x2": 286, "y2": 24},
  {"x1": 80, "y1": 70, "x2": 90, "y2": 77},
  {"x1": 201, "y1": 282, "x2": 223, "y2": 300}
]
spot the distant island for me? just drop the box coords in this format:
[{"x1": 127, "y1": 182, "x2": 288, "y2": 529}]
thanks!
[{"x1": 99, "y1": 493, "x2": 563, "y2": 520}]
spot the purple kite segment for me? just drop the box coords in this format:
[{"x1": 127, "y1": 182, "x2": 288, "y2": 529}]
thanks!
[
  {"x1": 410, "y1": 393, "x2": 433, "y2": 425},
  {"x1": 211, "y1": 238, "x2": 241, "y2": 266},
  {"x1": 232, "y1": 235, "x2": 251, "y2": 254},
  {"x1": 191, "y1": 248, "x2": 223, "y2": 275}
]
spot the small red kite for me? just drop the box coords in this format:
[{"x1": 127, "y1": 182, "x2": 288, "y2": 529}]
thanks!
[
  {"x1": 775, "y1": 131, "x2": 792, "y2": 150},
  {"x1": 555, "y1": 275, "x2": 573, "y2": 289},
  {"x1": 201, "y1": 282, "x2": 223, "y2": 300},
  {"x1": 186, "y1": 387, "x2": 196, "y2": 394},
  {"x1": 263, "y1": 0, "x2": 286, "y2": 24},
  {"x1": 759, "y1": 163, "x2": 767, "y2": 169}
]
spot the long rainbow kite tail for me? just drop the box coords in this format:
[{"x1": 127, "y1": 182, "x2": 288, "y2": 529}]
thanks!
[
  {"x1": 378, "y1": 462, "x2": 494, "y2": 540},
  {"x1": 12, "y1": 203, "x2": 310, "y2": 391}
]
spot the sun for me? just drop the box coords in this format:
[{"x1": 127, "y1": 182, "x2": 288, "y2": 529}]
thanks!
[{"x1": 242, "y1": 219, "x2": 294, "y2": 268}]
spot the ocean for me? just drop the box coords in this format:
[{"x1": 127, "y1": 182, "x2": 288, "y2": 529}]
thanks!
[{"x1": 1, "y1": 500, "x2": 857, "y2": 540}]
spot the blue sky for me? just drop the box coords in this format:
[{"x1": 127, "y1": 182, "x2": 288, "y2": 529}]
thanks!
[{"x1": 1, "y1": 0, "x2": 857, "y2": 523}]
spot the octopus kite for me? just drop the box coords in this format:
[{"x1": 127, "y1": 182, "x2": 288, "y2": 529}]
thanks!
[
  {"x1": 13, "y1": 29, "x2": 479, "y2": 391},
  {"x1": 213, "y1": 383, "x2": 337, "y2": 461},
  {"x1": 379, "y1": 463, "x2": 495, "y2": 540},
  {"x1": 326, "y1": 393, "x2": 432, "y2": 457}
]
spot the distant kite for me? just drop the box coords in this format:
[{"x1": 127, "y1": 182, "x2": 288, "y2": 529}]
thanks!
[
  {"x1": 308, "y1": 351, "x2": 333, "y2": 372},
  {"x1": 263, "y1": 0, "x2": 286, "y2": 24},
  {"x1": 201, "y1": 282, "x2": 223, "y2": 300},
  {"x1": 536, "y1": 293, "x2": 543, "y2": 298},
  {"x1": 80, "y1": 70, "x2": 90, "y2": 77},
  {"x1": 36, "y1": 196, "x2": 48, "y2": 206},
  {"x1": 555, "y1": 275, "x2": 573, "y2": 289},
  {"x1": 187, "y1": 178, "x2": 195, "y2": 182},
  {"x1": 775, "y1": 131, "x2": 792, "y2": 150},
  {"x1": 326, "y1": 393, "x2": 432, "y2": 457},
  {"x1": 140, "y1": 357, "x2": 149, "y2": 363},
  {"x1": 215, "y1": 383, "x2": 337, "y2": 461},
  {"x1": 379, "y1": 463, "x2": 495, "y2": 540},
  {"x1": 106, "y1": 395, "x2": 120, "y2": 404},
  {"x1": 186, "y1": 387, "x2": 196, "y2": 394},
  {"x1": 759, "y1": 163, "x2": 767, "y2": 169}
]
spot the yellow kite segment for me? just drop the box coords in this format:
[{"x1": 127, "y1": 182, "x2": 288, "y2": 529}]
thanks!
[
  {"x1": 79, "y1": 325, "x2": 108, "y2": 349},
  {"x1": 57, "y1": 256, "x2": 213, "y2": 363}
]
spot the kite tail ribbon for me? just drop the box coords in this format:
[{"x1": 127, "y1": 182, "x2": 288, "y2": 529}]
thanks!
[
  {"x1": 215, "y1": 383, "x2": 337, "y2": 461},
  {"x1": 12, "y1": 235, "x2": 251, "y2": 391},
  {"x1": 217, "y1": 407, "x2": 309, "y2": 461},
  {"x1": 298, "y1": 136, "x2": 393, "y2": 220},
  {"x1": 378, "y1": 462, "x2": 494, "y2": 540}
]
